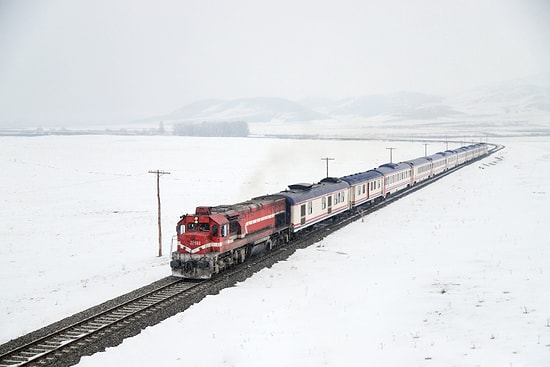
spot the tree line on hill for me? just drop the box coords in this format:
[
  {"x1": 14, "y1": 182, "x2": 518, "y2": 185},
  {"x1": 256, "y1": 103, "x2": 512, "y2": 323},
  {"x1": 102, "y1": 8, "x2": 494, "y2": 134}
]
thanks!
[{"x1": 173, "y1": 121, "x2": 249, "y2": 137}]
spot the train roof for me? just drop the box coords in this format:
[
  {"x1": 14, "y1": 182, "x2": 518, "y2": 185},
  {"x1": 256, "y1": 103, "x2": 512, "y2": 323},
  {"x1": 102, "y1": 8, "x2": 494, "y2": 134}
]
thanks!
[
  {"x1": 202, "y1": 194, "x2": 287, "y2": 217},
  {"x1": 278, "y1": 177, "x2": 350, "y2": 204},
  {"x1": 453, "y1": 146, "x2": 469, "y2": 153},
  {"x1": 404, "y1": 157, "x2": 431, "y2": 166},
  {"x1": 427, "y1": 152, "x2": 446, "y2": 160},
  {"x1": 468, "y1": 143, "x2": 485, "y2": 149},
  {"x1": 375, "y1": 162, "x2": 411, "y2": 175},
  {"x1": 340, "y1": 169, "x2": 383, "y2": 185}
]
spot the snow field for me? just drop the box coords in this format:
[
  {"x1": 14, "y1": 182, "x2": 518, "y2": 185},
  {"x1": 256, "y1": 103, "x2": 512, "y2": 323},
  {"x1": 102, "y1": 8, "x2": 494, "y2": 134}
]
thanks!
[{"x1": 2, "y1": 136, "x2": 549, "y2": 366}]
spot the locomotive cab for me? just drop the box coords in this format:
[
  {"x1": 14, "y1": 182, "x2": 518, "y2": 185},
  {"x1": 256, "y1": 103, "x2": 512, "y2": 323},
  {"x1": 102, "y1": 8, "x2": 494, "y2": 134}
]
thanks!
[{"x1": 176, "y1": 211, "x2": 229, "y2": 255}]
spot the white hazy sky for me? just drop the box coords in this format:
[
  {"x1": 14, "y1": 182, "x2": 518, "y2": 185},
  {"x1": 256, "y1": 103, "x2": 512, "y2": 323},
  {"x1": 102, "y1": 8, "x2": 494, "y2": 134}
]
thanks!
[{"x1": 0, "y1": 0, "x2": 549, "y2": 125}]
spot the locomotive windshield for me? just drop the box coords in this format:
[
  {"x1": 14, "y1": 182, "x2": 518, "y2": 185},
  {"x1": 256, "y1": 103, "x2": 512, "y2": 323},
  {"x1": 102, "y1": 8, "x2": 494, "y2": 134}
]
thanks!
[{"x1": 185, "y1": 223, "x2": 210, "y2": 232}]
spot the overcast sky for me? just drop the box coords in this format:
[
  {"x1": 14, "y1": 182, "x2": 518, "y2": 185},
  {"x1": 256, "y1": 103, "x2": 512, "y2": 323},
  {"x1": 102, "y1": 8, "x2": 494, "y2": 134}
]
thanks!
[{"x1": 0, "y1": 0, "x2": 549, "y2": 125}]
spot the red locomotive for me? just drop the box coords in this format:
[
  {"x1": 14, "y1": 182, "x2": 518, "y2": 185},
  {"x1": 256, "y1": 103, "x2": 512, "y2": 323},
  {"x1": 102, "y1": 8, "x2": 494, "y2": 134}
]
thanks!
[{"x1": 170, "y1": 195, "x2": 290, "y2": 278}]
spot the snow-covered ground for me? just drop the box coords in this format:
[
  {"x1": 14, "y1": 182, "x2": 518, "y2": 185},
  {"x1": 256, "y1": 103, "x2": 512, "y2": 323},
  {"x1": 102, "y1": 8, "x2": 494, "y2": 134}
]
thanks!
[{"x1": 2, "y1": 135, "x2": 549, "y2": 366}]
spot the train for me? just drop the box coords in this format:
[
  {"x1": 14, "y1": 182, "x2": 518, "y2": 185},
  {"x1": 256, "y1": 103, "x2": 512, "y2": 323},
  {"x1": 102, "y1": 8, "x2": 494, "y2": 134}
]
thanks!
[{"x1": 170, "y1": 143, "x2": 489, "y2": 279}]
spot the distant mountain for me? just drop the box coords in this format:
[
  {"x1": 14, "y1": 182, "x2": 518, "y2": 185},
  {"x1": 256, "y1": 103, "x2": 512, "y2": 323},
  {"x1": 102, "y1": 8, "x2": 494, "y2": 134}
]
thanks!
[
  {"x1": 311, "y1": 92, "x2": 458, "y2": 119},
  {"x1": 446, "y1": 73, "x2": 550, "y2": 117},
  {"x1": 153, "y1": 73, "x2": 550, "y2": 125},
  {"x1": 162, "y1": 97, "x2": 327, "y2": 123}
]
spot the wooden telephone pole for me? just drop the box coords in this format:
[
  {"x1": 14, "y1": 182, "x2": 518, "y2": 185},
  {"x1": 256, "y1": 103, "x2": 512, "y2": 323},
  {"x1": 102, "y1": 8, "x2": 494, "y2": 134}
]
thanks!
[{"x1": 149, "y1": 170, "x2": 170, "y2": 257}]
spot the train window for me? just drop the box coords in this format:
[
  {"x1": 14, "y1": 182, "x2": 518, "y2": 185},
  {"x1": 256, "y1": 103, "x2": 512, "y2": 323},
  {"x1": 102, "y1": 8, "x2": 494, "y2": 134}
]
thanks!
[
  {"x1": 211, "y1": 224, "x2": 218, "y2": 237},
  {"x1": 322, "y1": 196, "x2": 327, "y2": 209},
  {"x1": 199, "y1": 223, "x2": 210, "y2": 232},
  {"x1": 187, "y1": 223, "x2": 197, "y2": 232},
  {"x1": 357, "y1": 186, "x2": 361, "y2": 196},
  {"x1": 362, "y1": 184, "x2": 366, "y2": 194},
  {"x1": 221, "y1": 224, "x2": 228, "y2": 237},
  {"x1": 230, "y1": 221, "x2": 239, "y2": 235},
  {"x1": 178, "y1": 224, "x2": 185, "y2": 235},
  {"x1": 308, "y1": 202, "x2": 313, "y2": 214}
]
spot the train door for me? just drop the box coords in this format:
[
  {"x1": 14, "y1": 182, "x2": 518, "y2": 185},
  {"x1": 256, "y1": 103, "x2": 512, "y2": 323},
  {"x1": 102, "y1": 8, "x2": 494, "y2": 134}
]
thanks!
[
  {"x1": 327, "y1": 196, "x2": 332, "y2": 214},
  {"x1": 300, "y1": 204, "x2": 306, "y2": 225}
]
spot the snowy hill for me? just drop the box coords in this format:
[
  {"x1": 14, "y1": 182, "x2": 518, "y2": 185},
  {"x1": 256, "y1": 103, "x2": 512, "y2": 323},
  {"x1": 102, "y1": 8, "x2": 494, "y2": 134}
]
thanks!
[
  {"x1": 157, "y1": 74, "x2": 549, "y2": 126},
  {"x1": 160, "y1": 97, "x2": 328, "y2": 123},
  {"x1": 445, "y1": 73, "x2": 550, "y2": 118},
  {"x1": 312, "y1": 92, "x2": 461, "y2": 120}
]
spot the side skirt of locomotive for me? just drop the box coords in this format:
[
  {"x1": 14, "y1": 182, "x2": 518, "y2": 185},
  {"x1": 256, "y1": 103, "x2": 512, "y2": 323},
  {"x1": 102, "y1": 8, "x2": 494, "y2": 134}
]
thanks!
[{"x1": 170, "y1": 227, "x2": 291, "y2": 279}]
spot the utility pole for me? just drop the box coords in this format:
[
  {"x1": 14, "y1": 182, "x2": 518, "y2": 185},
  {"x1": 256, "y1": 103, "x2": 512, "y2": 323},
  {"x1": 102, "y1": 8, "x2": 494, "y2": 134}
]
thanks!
[
  {"x1": 321, "y1": 157, "x2": 335, "y2": 177},
  {"x1": 149, "y1": 170, "x2": 171, "y2": 257},
  {"x1": 423, "y1": 143, "x2": 429, "y2": 157},
  {"x1": 386, "y1": 147, "x2": 396, "y2": 163}
]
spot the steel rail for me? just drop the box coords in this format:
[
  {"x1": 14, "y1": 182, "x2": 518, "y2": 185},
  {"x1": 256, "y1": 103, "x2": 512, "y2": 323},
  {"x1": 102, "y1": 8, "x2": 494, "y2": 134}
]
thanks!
[{"x1": 0, "y1": 278, "x2": 197, "y2": 366}]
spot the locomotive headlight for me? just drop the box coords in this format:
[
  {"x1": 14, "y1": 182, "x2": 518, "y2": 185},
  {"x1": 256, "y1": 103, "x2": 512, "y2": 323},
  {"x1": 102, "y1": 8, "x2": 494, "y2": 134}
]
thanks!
[{"x1": 194, "y1": 216, "x2": 198, "y2": 223}]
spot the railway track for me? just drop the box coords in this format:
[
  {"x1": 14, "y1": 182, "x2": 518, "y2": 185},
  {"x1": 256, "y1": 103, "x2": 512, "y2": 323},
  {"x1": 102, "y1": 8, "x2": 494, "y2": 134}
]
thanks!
[
  {"x1": 0, "y1": 143, "x2": 503, "y2": 367},
  {"x1": 0, "y1": 279, "x2": 199, "y2": 367}
]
